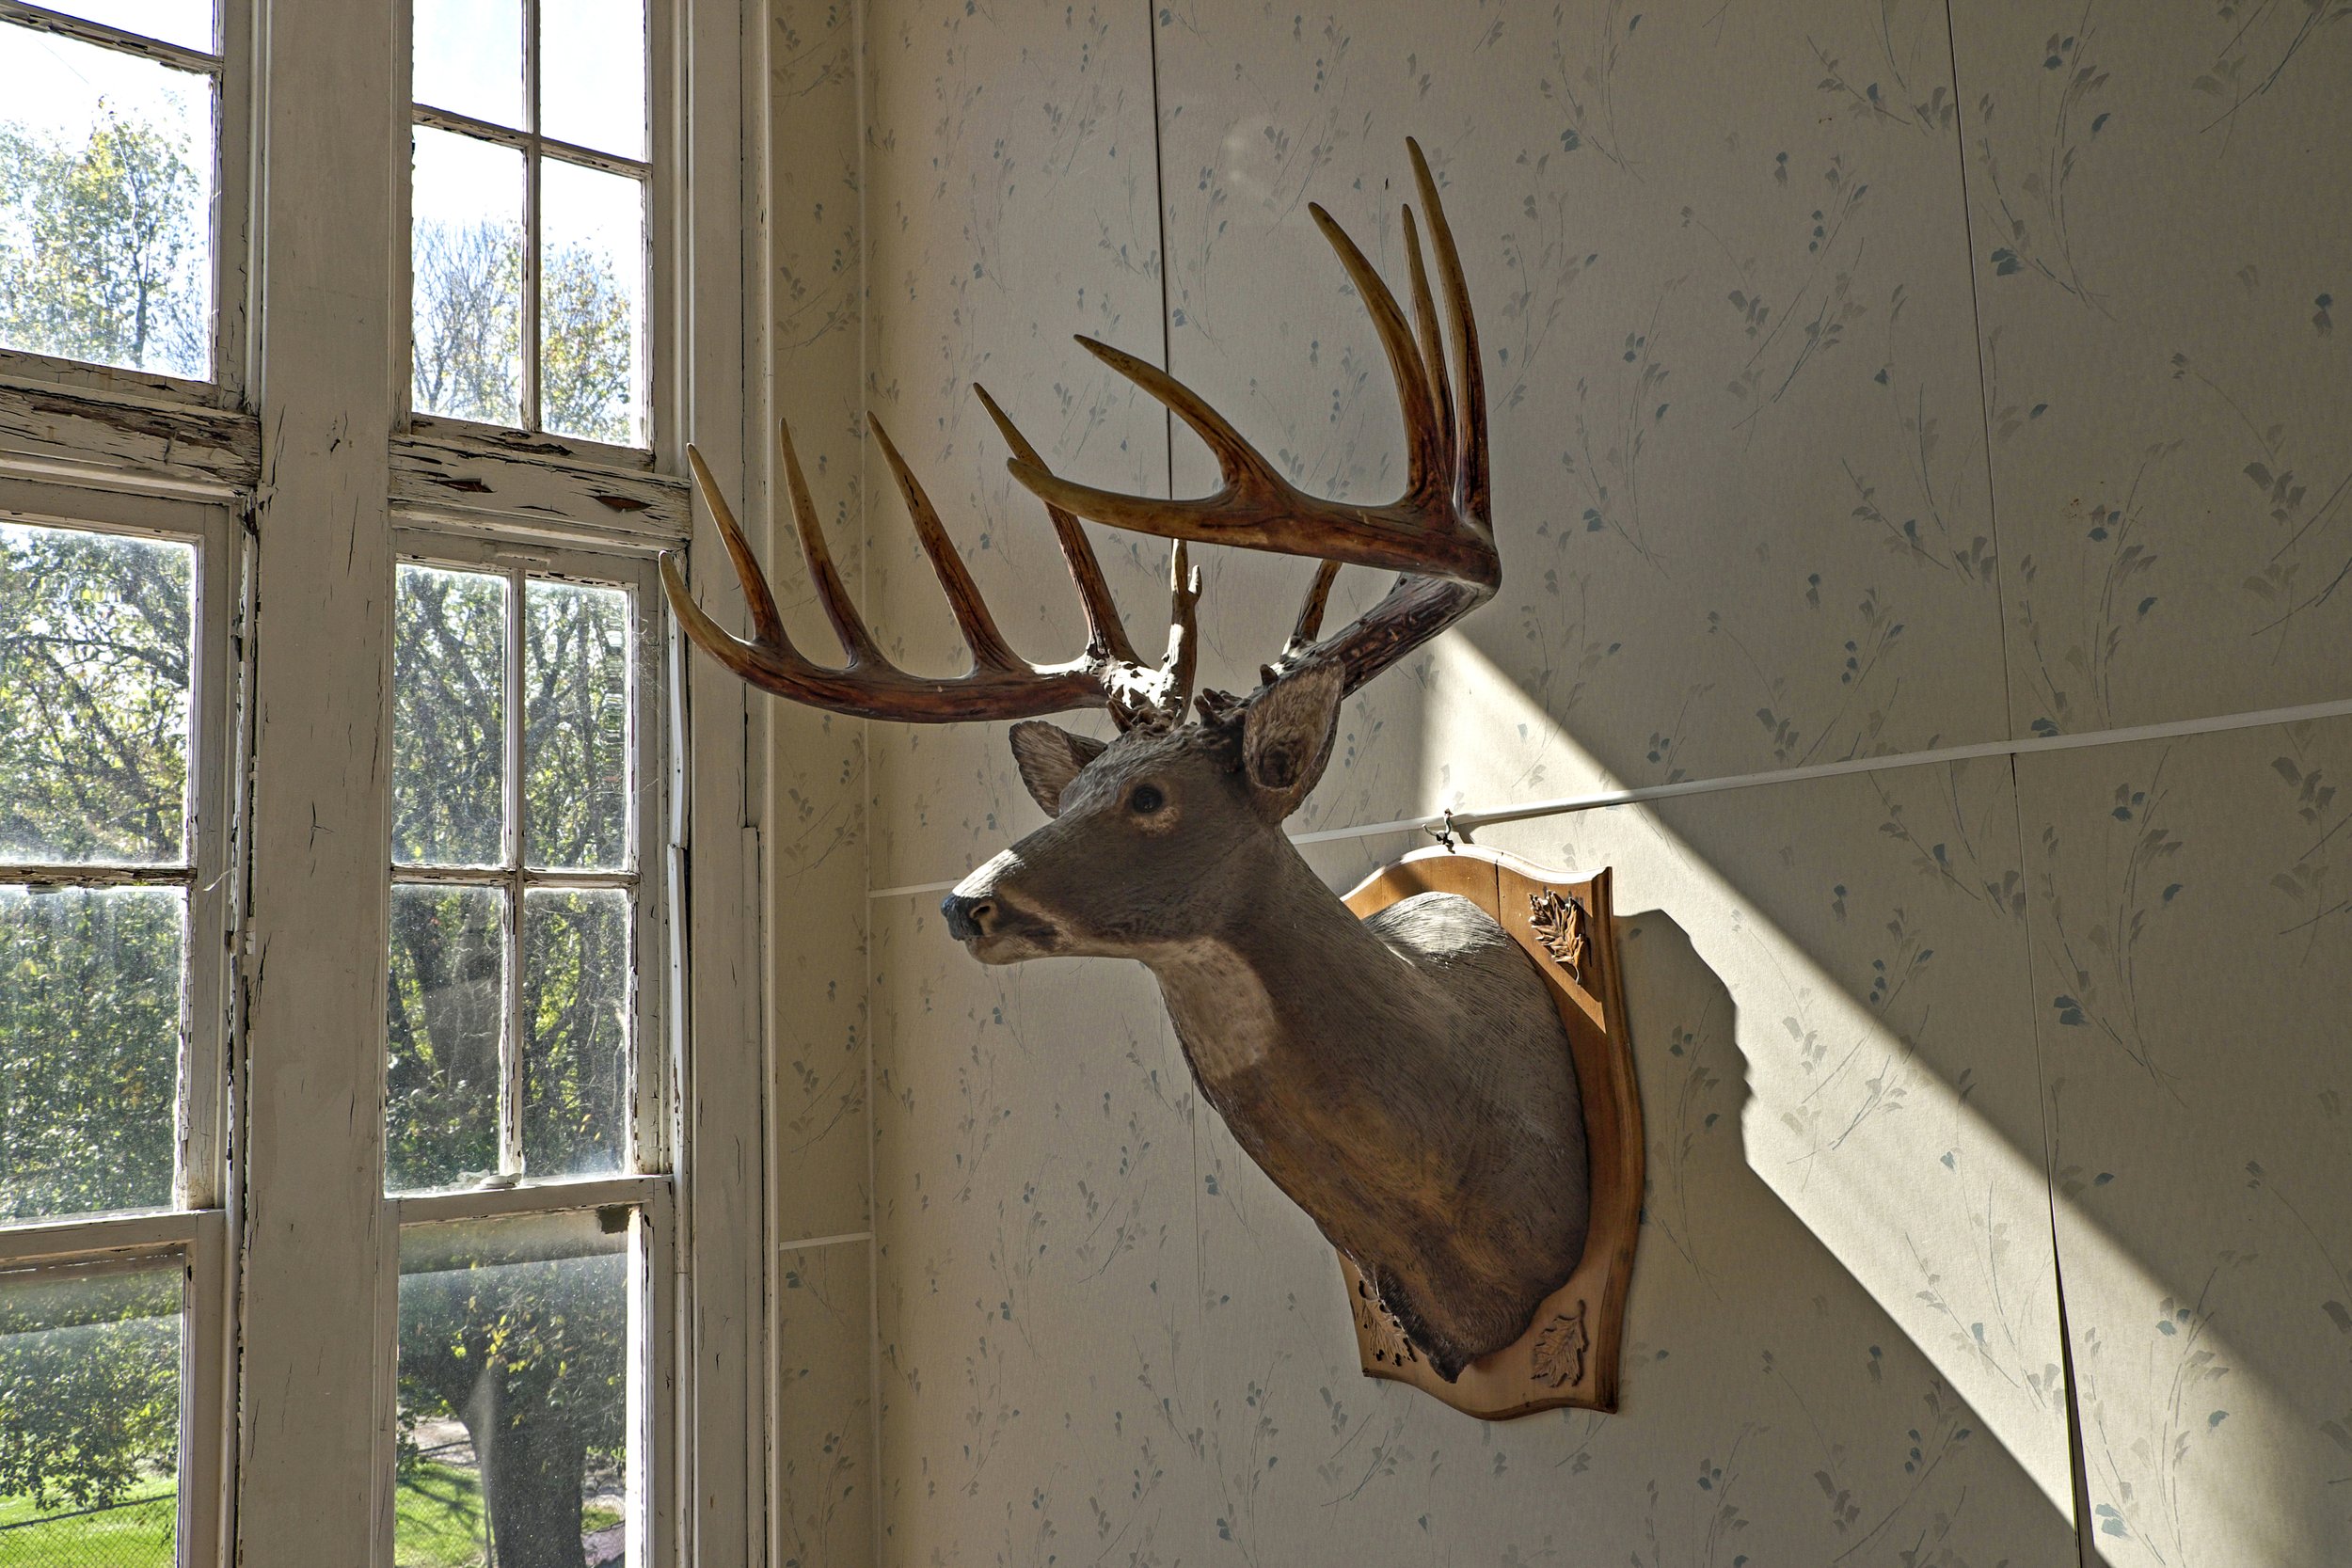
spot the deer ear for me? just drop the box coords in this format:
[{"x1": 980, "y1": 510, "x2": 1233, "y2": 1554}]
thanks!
[
  {"x1": 1242, "y1": 663, "x2": 1344, "y2": 817},
  {"x1": 1009, "y1": 721, "x2": 1107, "y2": 816}
]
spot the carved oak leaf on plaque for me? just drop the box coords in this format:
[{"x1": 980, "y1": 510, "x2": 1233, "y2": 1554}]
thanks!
[
  {"x1": 1531, "y1": 1300, "x2": 1590, "y2": 1388},
  {"x1": 1352, "y1": 1274, "x2": 1421, "y2": 1368},
  {"x1": 1528, "y1": 890, "x2": 1588, "y2": 985}
]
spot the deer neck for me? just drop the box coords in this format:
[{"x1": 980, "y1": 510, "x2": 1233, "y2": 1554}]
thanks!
[{"x1": 1143, "y1": 850, "x2": 1420, "y2": 1085}]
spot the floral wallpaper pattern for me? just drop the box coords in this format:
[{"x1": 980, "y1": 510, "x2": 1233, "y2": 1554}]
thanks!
[
  {"x1": 2020, "y1": 719, "x2": 2352, "y2": 1567},
  {"x1": 1952, "y1": 6, "x2": 2352, "y2": 735},
  {"x1": 758, "y1": 0, "x2": 2352, "y2": 1562},
  {"x1": 768, "y1": 4, "x2": 882, "y2": 1563},
  {"x1": 768, "y1": 0, "x2": 874, "y2": 1253},
  {"x1": 867, "y1": 758, "x2": 2079, "y2": 1565}
]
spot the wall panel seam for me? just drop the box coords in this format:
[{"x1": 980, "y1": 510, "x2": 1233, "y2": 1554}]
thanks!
[
  {"x1": 1938, "y1": 0, "x2": 2025, "y2": 763},
  {"x1": 2005, "y1": 749, "x2": 2100, "y2": 1568},
  {"x1": 1144, "y1": 0, "x2": 1174, "y2": 502},
  {"x1": 851, "y1": 3, "x2": 883, "y2": 1563}
]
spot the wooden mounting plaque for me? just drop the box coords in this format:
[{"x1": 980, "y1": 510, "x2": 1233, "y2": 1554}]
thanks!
[{"x1": 1337, "y1": 846, "x2": 1643, "y2": 1420}]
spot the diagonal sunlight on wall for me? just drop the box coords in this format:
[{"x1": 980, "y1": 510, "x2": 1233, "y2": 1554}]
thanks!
[
  {"x1": 1407, "y1": 632, "x2": 2329, "y2": 1562},
  {"x1": 855, "y1": 637, "x2": 2344, "y2": 1567}
]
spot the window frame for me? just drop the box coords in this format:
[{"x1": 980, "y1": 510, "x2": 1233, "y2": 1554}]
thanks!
[
  {"x1": 385, "y1": 530, "x2": 672, "y2": 1188},
  {"x1": 387, "y1": 1170, "x2": 676, "y2": 1567},
  {"x1": 0, "y1": 479, "x2": 246, "y2": 1568},
  {"x1": 0, "y1": 484, "x2": 244, "y2": 1214},
  {"x1": 375, "y1": 0, "x2": 697, "y2": 1524},
  {"x1": 0, "y1": 0, "x2": 255, "y2": 408},
  {"x1": 394, "y1": 0, "x2": 673, "y2": 461},
  {"x1": 0, "y1": 1215, "x2": 233, "y2": 1568},
  {"x1": 371, "y1": 541, "x2": 687, "y2": 1564},
  {"x1": 0, "y1": 0, "x2": 766, "y2": 1562}
]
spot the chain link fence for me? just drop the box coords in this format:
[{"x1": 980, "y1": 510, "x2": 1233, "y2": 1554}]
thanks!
[
  {"x1": 0, "y1": 1486, "x2": 176, "y2": 1568},
  {"x1": 0, "y1": 1448, "x2": 624, "y2": 1568}
]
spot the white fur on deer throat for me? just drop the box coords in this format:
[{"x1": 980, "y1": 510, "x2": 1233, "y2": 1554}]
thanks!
[{"x1": 1152, "y1": 939, "x2": 1284, "y2": 1079}]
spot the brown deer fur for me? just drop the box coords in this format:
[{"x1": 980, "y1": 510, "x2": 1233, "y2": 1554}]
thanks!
[{"x1": 945, "y1": 679, "x2": 1589, "y2": 1378}]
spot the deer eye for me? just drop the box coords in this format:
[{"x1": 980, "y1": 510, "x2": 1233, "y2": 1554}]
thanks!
[{"x1": 1128, "y1": 784, "x2": 1166, "y2": 815}]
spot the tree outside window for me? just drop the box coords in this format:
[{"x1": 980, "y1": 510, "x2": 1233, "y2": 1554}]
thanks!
[{"x1": 0, "y1": 14, "x2": 217, "y2": 381}]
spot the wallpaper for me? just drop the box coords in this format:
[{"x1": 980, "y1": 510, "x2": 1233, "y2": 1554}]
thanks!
[
  {"x1": 868, "y1": 758, "x2": 2080, "y2": 1565},
  {"x1": 856, "y1": 0, "x2": 1174, "y2": 895},
  {"x1": 2019, "y1": 718, "x2": 2352, "y2": 1568},
  {"x1": 1951, "y1": 8, "x2": 2352, "y2": 734},
  {"x1": 768, "y1": 5, "x2": 879, "y2": 1564},
  {"x1": 758, "y1": 0, "x2": 2352, "y2": 1563},
  {"x1": 769, "y1": 0, "x2": 873, "y2": 1250}
]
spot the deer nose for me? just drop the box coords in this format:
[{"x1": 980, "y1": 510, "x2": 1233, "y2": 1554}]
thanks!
[{"x1": 941, "y1": 893, "x2": 997, "y2": 941}]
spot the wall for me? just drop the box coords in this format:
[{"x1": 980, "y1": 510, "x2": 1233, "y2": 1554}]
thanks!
[
  {"x1": 763, "y1": 5, "x2": 876, "y2": 1565},
  {"x1": 765, "y1": 2, "x2": 2352, "y2": 1563}
]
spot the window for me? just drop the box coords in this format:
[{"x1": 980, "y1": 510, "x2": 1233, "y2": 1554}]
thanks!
[
  {"x1": 0, "y1": 495, "x2": 237, "y2": 1563},
  {"x1": 392, "y1": 1, "x2": 705, "y2": 1560},
  {"x1": 0, "y1": 1, "x2": 231, "y2": 386},
  {"x1": 407, "y1": 0, "x2": 651, "y2": 447},
  {"x1": 388, "y1": 555, "x2": 656, "y2": 1193},
  {"x1": 0, "y1": 1260, "x2": 185, "y2": 1544},
  {"x1": 394, "y1": 1208, "x2": 650, "y2": 1568},
  {"x1": 0, "y1": 0, "x2": 755, "y2": 1561},
  {"x1": 382, "y1": 542, "x2": 667, "y2": 1560}
]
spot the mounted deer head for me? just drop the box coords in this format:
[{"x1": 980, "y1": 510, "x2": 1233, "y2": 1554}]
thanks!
[{"x1": 668, "y1": 142, "x2": 1589, "y2": 1382}]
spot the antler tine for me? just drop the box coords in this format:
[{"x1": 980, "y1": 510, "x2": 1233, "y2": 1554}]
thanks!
[
  {"x1": 774, "y1": 420, "x2": 882, "y2": 665},
  {"x1": 1285, "y1": 560, "x2": 1342, "y2": 656},
  {"x1": 668, "y1": 422, "x2": 1141, "y2": 724},
  {"x1": 1004, "y1": 147, "x2": 1496, "y2": 588},
  {"x1": 1406, "y1": 136, "x2": 1488, "y2": 521},
  {"x1": 1232, "y1": 140, "x2": 1502, "y2": 701},
  {"x1": 660, "y1": 549, "x2": 775, "y2": 689},
  {"x1": 1101, "y1": 541, "x2": 1201, "y2": 727},
  {"x1": 672, "y1": 142, "x2": 1501, "y2": 729},
  {"x1": 685, "y1": 443, "x2": 788, "y2": 649},
  {"x1": 1070, "y1": 336, "x2": 1274, "y2": 492},
  {"x1": 1399, "y1": 203, "x2": 1456, "y2": 485},
  {"x1": 971, "y1": 383, "x2": 1140, "y2": 667},
  {"x1": 1162, "y1": 541, "x2": 1202, "y2": 712},
  {"x1": 869, "y1": 414, "x2": 1025, "y2": 673},
  {"x1": 1011, "y1": 333, "x2": 1474, "y2": 571},
  {"x1": 1307, "y1": 201, "x2": 1446, "y2": 501}
]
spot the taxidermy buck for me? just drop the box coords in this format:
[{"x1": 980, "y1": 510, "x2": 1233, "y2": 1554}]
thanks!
[{"x1": 666, "y1": 142, "x2": 1585, "y2": 1380}]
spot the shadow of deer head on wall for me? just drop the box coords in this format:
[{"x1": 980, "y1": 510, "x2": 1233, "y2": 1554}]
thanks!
[{"x1": 667, "y1": 141, "x2": 1592, "y2": 1382}]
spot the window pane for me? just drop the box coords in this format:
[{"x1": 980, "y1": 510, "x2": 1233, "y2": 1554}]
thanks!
[
  {"x1": 397, "y1": 1212, "x2": 632, "y2": 1568},
  {"x1": 0, "y1": 1262, "x2": 182, "y2": 1546},
  {"x1": 0, "y1": 887, "x2": 182, "y2": 1221},
  {"x1": 388, "y1": 883, "x2": 505, "y2": 1193},
  {"x1": 540, "y1": 160, "x2": 644, "y2": 447},
  {"x1": 0, "y1": 24, "x2": 215, "y2": 379},
  {"x1": 394, "y1": 564, "x2": 507, "y2": 868},
  {"x1": 413, "y1": 0, "x2": 522, "y2": 127},
  {"x1": 522, "y1": 888, "x2": 626, "y2": 1180},
  {"x1": 0, "y1": 522, "x2": 194, "y2": 867},
  {"x1": 42, "y1": 2, "x2": 216, "y2": 52},
  {"x1": 525, "y1": 581, "x2": 628, "y2": 871},
  {"x1": 540, "y1": 0, "x2": 644, "y2": 159},
  {"x1": 412, "y1": 128, "x2": 524, "y2": 428}
]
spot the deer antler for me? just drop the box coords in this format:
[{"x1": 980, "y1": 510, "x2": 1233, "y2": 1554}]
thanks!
[
  {"x1": 661, "y1": 407, "x2": 1201, "y2": 729},
  {"x1": 1007, "y1": 137, "x2": 1497, "y2": 705},
  {"x1": 668, "y1": 138, "x2": 1491, "y2": 729}
]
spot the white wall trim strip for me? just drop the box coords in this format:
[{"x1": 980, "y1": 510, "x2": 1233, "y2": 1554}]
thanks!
[
  {"x1": 775, "y1": 1229, "x2": 873, "y2": 1252},
  {"x1": 865, "y1": 694, "x2": 2352, "y2": 900}
]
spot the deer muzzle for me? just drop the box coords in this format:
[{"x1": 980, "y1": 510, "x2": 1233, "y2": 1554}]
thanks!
[
  {"x1": 939, "y1": 892, "x2": 995, "y2": 941},
  {"x1": 943, "y1": 854, "x2": 1057, "y2": 962}
]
